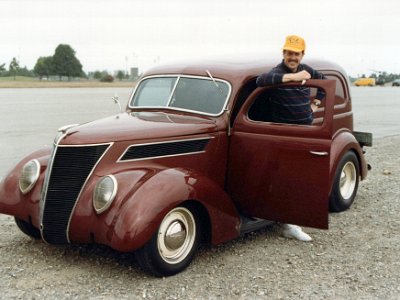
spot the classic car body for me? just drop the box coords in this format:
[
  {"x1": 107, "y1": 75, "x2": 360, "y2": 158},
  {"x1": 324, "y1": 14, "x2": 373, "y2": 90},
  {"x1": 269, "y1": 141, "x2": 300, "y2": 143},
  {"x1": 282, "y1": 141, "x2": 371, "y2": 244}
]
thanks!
[{"x1": 0, "y1": 57, "x2": 371, "y2": 276}]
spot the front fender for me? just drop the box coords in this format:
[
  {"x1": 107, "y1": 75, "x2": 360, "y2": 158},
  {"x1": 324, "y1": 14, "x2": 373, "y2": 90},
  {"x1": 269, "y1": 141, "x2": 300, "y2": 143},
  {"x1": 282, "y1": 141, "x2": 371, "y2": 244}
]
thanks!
[
  {"x1": 89, "y1": 168, "x2": 241, "y2": 252},
  {"x1": 0, "y1": 147, "x2": 51, "y2": 227}
]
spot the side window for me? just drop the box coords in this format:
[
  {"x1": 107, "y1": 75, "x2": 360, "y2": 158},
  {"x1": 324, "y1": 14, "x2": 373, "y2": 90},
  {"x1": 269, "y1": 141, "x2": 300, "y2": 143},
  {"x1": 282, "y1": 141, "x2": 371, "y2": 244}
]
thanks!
[
  {"x1": 325, "y1": 74, "x2": 346, "y2": 105},
  {"x1": 230, "y1": 79, "x2": 258, "y2": 126},
  {"x1": 248, "y1": 85, "x2": 325, "y2": 126},
  {"x1": 248, "y1": 90, "x2": 273, "y2": 122}
]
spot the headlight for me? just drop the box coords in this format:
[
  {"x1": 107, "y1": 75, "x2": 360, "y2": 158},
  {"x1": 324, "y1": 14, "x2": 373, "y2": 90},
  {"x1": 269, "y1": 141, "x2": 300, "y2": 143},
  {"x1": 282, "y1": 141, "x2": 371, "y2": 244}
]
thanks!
[
  {"x1": 19, "y1": 159, "x2": 40, "y2": 194},
  {"x1": 93, "y1": 175, "x2": 118, "y2": 214}
]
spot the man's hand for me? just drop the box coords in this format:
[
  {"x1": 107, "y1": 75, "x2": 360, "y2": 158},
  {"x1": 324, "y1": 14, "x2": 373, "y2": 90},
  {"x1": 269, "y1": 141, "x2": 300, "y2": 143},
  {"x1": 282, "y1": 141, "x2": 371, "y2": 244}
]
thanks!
[
  {"x1": 311, "y1": 99, "x2": 321, "y2": 112},
  {"x1": 282, "y1": 70, "x2": 311, "y2": 83}
]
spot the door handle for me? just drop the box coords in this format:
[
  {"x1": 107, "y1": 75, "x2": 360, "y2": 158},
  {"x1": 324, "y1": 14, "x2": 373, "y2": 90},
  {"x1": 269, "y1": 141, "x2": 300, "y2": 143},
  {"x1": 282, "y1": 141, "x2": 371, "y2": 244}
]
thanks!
[{"x1": 310, "y1": 151, "x2": 329, "y2": 156}]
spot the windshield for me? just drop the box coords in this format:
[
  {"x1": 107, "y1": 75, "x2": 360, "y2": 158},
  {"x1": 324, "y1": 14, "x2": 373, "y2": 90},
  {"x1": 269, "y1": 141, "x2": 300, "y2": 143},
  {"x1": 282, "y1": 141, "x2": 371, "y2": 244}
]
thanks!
[{"x1": 130, "y1": 75, "x2": 231, "y2": 116}]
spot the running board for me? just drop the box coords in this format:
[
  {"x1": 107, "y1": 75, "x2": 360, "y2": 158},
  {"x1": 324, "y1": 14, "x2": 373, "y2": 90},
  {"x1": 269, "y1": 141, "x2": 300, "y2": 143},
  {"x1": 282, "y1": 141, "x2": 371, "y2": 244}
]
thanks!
[{"x1": 239, "y1": 216, "x2": 274, "y2": 235}]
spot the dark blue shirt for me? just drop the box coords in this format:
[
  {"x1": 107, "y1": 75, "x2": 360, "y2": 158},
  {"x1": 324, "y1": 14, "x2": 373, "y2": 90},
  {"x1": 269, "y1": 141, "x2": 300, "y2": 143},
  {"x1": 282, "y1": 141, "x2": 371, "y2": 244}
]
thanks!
[{"x1": 256, "y1": 61, "x2": 326, "y2": 125}]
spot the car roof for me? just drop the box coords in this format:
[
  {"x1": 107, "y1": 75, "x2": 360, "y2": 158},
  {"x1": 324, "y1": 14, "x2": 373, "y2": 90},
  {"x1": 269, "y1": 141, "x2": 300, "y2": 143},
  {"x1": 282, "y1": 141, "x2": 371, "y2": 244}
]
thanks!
[{"x1": 142, "y1": 55, "x2": 348, "y2": 82}]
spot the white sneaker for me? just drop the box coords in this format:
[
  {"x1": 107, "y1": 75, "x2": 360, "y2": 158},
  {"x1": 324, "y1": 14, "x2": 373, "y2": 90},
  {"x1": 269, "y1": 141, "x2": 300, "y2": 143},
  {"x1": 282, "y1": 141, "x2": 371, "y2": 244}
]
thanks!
[{"x1": 282, "y1": 224, "x2": 312, "y2": 242}]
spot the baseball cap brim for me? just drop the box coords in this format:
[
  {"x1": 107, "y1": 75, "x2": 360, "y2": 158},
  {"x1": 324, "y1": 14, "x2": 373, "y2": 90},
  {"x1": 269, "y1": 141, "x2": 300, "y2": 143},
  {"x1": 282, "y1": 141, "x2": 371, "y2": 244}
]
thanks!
[{"x1": 282, "y1": 46, "x2": 303, "y2": 53}]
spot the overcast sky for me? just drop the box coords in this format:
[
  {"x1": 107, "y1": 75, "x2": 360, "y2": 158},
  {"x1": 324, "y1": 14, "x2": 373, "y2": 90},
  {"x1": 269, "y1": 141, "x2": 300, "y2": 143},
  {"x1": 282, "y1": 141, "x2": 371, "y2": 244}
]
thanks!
[{"x1": 1, "y1": 0, "x2": 399, "y2": 77}]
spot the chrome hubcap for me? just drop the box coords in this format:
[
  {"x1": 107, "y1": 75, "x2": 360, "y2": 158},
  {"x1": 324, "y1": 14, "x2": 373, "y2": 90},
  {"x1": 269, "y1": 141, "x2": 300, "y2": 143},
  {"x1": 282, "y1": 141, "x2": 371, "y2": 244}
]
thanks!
[
  {"x1": 157, "y1": 207, "x2": 196, "y2": 264},
  {"x1": 340, "y1": 162, "x2": 357, "y2": 200},
  {"x1": 165, "y1": 221, "x2": 186, "y2": 250}
]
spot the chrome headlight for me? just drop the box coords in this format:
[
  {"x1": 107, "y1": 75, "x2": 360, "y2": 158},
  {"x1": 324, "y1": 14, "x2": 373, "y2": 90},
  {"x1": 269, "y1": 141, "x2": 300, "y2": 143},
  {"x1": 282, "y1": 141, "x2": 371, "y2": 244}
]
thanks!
[
  {"x1": 93, "y1": 175, "x2": 117, "y2": 214},
  {"x1": 19, "y1": 159, "x2": 40, "y2": 194}
]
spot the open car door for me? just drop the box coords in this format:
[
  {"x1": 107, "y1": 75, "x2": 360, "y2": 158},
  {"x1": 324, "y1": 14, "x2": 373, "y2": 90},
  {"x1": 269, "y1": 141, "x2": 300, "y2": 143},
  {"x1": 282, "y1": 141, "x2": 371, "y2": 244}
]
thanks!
[{"x1": 227, "y1": 80, "x2": 336, "y2": 229}]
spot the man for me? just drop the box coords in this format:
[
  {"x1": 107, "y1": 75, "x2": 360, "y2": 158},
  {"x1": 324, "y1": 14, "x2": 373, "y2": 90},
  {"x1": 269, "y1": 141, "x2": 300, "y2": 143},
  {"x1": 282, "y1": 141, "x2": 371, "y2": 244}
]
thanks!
[
  {"x1": 256, "y1": 35, "x2": 326, "y2": 242},
  {"x1": 256, "y1": 35, "x2": 326, "y2": 125}
]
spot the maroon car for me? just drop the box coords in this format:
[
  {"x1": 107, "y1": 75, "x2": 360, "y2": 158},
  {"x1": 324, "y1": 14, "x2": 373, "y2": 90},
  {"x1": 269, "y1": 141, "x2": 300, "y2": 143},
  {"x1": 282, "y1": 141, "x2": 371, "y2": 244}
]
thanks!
[{"x1": 0, "y1": 57, "x2": 372, "y2": 276}]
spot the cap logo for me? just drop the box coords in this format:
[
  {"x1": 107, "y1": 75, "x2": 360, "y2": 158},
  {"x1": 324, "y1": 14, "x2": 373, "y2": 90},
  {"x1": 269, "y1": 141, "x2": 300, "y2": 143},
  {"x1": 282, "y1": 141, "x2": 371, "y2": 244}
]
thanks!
[{"x1": 289, "y1": 37, "x2": 299, "y2": 45}]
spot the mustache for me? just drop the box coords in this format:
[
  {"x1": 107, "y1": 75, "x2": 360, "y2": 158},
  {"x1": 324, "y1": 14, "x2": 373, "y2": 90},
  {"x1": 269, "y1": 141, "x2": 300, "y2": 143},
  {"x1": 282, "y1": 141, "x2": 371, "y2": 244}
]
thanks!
[{"x1": 289, "y1": 59, "x2": 299, "y2": 63}]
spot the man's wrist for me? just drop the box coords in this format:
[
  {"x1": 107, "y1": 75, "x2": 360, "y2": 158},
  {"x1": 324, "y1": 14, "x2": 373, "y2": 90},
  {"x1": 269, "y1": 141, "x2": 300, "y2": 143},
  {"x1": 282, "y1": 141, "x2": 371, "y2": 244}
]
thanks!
[
  {"x1": 282, "y1": 73, "x2": 295, "y2": 82},
  {"x1": 313, "y1": 99, "x2": 321, "y2": 106}
]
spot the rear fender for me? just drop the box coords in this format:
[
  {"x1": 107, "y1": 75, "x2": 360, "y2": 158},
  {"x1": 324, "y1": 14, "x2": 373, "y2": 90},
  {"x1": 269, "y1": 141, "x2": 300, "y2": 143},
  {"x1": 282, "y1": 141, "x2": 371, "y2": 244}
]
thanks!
[
  {"x1": 330, "y1": 131, "x2": 368, "y2": 192},
  {"x1": 107, "y1": 168, "x2": 240, "y2": 252}
]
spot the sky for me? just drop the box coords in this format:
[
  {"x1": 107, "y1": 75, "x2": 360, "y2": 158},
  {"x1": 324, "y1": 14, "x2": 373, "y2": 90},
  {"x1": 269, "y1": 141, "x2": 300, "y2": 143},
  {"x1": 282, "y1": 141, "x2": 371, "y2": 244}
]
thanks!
[{"x1": 1, "y1": 0, "x2": 399, "y2": 77}]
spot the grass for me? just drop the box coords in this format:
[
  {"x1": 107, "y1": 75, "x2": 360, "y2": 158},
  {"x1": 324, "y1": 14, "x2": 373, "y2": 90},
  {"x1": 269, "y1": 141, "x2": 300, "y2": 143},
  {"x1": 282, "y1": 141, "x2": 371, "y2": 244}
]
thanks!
[{"x1": 0, "y1": 76, "x2": 135, "y2": 88}]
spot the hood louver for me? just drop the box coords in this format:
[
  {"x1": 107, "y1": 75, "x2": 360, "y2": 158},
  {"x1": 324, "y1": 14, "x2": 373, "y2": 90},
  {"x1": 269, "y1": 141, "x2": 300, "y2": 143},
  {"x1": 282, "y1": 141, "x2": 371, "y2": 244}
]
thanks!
[{"x1": 119, "y1": 138, "x2": 211, "y2": 161}]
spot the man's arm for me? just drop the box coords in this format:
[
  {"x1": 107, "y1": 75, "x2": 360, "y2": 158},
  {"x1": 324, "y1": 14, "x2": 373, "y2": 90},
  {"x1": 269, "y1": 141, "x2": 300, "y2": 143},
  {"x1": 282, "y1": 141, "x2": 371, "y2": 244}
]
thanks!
[
  {"x1": 256, "y1": 69, "x2": 311, "y2": 86},
  {"x1": 282, "y1": 70, "x2": 311, "y2": 82}
]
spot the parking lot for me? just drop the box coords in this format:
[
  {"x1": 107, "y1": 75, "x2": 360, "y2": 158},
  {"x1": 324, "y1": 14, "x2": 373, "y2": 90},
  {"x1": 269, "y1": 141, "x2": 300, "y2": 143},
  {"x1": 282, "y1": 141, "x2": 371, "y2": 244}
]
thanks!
[{"x1": 0, "y1": 86, "x2": 399, "y2": 299}]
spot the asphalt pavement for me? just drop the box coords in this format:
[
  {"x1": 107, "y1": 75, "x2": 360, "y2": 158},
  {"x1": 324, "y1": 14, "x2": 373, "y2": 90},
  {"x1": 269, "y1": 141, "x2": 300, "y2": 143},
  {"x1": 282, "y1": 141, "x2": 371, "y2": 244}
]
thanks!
[{"x1": 0, "y1": 86, "x2": 399, "y2": 178}]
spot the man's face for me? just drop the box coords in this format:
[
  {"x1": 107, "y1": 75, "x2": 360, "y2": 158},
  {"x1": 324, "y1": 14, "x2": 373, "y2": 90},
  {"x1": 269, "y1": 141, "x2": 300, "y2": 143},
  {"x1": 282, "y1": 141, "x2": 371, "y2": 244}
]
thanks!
[{"x1": 283, "y1": 50, "x2": 304, "y2": 72}]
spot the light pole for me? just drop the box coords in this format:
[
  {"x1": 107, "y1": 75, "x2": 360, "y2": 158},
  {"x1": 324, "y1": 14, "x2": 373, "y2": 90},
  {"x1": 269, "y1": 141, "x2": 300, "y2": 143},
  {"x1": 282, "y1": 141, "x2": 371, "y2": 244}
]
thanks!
[{"x1": 125, "y1": 56, "x2": 128, "y2": 77}]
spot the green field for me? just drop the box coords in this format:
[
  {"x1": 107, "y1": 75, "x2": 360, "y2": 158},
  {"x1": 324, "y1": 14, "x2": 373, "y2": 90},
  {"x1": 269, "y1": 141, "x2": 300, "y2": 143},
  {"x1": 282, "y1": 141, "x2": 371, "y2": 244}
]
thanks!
[{"x1": 0, "y1": 76, "x2": 135, "y2": 88}]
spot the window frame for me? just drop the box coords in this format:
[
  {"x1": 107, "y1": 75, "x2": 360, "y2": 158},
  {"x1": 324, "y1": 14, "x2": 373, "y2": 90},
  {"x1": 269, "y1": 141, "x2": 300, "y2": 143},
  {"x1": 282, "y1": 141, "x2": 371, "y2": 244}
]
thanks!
[{"x1": 128, "y1": 74, "x2": 232, "y2": 117}]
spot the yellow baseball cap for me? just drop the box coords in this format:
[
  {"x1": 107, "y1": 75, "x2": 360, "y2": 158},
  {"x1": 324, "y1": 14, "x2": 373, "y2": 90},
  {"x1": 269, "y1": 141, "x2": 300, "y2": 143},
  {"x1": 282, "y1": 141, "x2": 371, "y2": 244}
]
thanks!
[{"x1": 282, "y1": 35, "x2": 306, "y2": 52}]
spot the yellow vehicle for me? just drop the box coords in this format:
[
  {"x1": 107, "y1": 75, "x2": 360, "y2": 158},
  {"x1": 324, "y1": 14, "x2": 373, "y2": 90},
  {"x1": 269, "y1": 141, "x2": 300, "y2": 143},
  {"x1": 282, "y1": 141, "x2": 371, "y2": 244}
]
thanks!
[{"x1": 354, "y1": 78, "x2": 376, "y2": 86}]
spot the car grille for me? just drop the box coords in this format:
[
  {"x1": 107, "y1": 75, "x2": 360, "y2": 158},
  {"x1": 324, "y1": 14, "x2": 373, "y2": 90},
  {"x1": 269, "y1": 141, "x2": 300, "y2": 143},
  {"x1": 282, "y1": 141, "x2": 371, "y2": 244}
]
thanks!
[
  {"x1": 41, "y1": 144, "x2": 109, "y2": 244},
  {"x1": 120, "y1": 138, "x2": 210, "y2": 161}
]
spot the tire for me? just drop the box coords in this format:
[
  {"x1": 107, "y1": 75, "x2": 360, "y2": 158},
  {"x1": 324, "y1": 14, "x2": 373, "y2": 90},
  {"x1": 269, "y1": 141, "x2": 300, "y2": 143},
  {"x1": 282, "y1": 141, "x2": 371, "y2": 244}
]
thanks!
[
  {"x1": 329, "y1": 151, "x2": 360, "y2": 212},
  {"x1": 135, "y1": 204, "x2": 201, "y2": 277},
  {"x1": 14, "y1": 217, "x2": 41, "y2": 239}
]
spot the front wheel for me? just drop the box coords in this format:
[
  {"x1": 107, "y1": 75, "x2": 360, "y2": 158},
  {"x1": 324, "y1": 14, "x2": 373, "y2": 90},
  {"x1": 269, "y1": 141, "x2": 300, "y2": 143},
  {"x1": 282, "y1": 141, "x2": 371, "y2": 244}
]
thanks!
[
  {"x1": 14, "y1": 217, "x2": 41, "y2": 239},
  {"x1": 135, "y1": 204, "x2": 200, "y2": 277},
  {"x1": 329, "y1": 151, "x2": 360, "y2": 212}
]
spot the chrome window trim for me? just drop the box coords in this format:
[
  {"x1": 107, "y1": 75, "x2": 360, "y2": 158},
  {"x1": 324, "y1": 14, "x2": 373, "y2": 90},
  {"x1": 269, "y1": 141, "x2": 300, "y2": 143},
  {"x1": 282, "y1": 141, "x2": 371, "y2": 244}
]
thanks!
[
  {"x1": 117, "y1": 136, "x2": 214, "y2": 163},
  {"x1": 128, "y1": 74, "x2": 232, "y2": 117},
  {"x1": 166, "y1": 76, "x2": 181, "y2": 107},
  {"x1": 40, "y1": 140, "x2": 113, "y2": 243}
]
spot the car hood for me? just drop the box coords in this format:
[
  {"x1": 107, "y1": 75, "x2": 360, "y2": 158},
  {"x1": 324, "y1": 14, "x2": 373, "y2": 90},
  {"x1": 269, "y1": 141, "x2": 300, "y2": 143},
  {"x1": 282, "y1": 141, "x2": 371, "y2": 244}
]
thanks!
[{"x1": 59, "y1": 112, "x2": 219, "y2": 145}]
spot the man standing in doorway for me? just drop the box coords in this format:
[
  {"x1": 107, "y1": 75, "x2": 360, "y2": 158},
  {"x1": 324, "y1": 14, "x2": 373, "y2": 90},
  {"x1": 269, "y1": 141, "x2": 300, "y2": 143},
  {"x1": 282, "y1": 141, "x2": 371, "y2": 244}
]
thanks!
[
  {"x1": 256, "y1": 35, "x2": 326, "y2": 241},
  {"x1": 256, "y1": 35, "x2": 326, "y2": 125}
]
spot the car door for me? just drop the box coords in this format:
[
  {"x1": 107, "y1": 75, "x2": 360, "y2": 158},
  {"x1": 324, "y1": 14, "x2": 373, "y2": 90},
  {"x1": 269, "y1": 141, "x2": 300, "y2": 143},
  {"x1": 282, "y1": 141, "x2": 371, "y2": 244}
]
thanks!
[{"x1": 227, "y1": 80, "x2": 336, "y2": 229}]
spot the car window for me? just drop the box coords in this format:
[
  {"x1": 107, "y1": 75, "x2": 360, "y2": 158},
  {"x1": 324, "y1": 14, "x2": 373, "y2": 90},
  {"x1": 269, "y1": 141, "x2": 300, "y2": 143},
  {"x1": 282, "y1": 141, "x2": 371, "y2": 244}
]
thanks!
[
  {"x1": 130, "y1": 76, "x2": 231, "y2": 116},
  {"x1": 248, "y1": 85, "x2": 325, "y2": 126},
  {"x1": 131, "y1": 77, "x2": 177, "y2": 107},
  {"x1": 326, "y1": 75, "x2": 346, "y2": 105},
  {"x1": 170, "y1": 77, "x2": 229, "y2": 115}
]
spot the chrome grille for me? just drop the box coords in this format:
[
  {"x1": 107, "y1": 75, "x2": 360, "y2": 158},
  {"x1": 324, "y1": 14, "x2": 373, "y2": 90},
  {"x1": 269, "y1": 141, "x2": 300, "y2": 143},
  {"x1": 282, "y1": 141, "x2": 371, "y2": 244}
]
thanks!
[{"x1": 41, "y1": 144, "x2": 109, "y2": 244}]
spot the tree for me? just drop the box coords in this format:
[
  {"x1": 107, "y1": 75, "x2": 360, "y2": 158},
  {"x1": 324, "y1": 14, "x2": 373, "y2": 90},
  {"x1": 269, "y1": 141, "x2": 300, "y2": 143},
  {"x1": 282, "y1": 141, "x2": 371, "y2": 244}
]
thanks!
[
  {"x1": 52, "y1": 44, "x2": 83, "y2": 81},
  {"x1": 93, "y1": 70, "x2": 103, "y2": 80},
  {"x1": 0, "y1": 63, "x2": 5, "y2": 72},
  {"x1": 18, "y1": 66, "x2": 35, "y2": 77},
  {"x1": 116, "y1": 70, "x2": 125, "y2": 81},
  {"x1": 9, "y1": 57, "x2": 20, "y2": 80},
  {"x1": 100, "y1": 73, "x2": 114, "y2": 82},
  {"x1": 34, "y1": 56, "x2": 53, "y2": 80}
]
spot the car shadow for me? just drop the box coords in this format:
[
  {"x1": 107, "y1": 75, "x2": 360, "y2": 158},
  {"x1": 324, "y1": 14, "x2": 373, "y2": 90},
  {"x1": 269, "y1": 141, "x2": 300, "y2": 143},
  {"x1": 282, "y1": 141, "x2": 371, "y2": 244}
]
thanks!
[{"x1": 12, "y1": 222, "x2": 282, "y2": 278}]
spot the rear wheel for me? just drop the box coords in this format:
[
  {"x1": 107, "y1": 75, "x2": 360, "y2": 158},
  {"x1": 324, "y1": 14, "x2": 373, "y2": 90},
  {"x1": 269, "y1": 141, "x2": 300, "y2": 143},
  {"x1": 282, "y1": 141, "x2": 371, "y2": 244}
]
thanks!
[
  {"x1": 14, "y1": 217, "x2": 41, "y2": 239},
  {"x1": 329, "y1": 151, "x2": 360, "y2": 212},
  {"x1": 135, "y1": 204, "x2": 200, "y2": 277}
]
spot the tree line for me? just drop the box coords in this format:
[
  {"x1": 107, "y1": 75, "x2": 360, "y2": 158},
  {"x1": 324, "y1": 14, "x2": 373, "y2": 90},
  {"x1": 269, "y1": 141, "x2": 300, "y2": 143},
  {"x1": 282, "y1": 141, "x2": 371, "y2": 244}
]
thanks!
[
  {"x1": 33, "y1": 44, "x2": 84, "y2": 80},
  {"x1": 0, "y1": 58, "x2": 35, "y2": 79},
  {"x1": 0, "y1": 44, "x2": 84, "y2": 81},
  {"x1": 0, "y1": 44, "x2": 128, "y2": 82}
]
